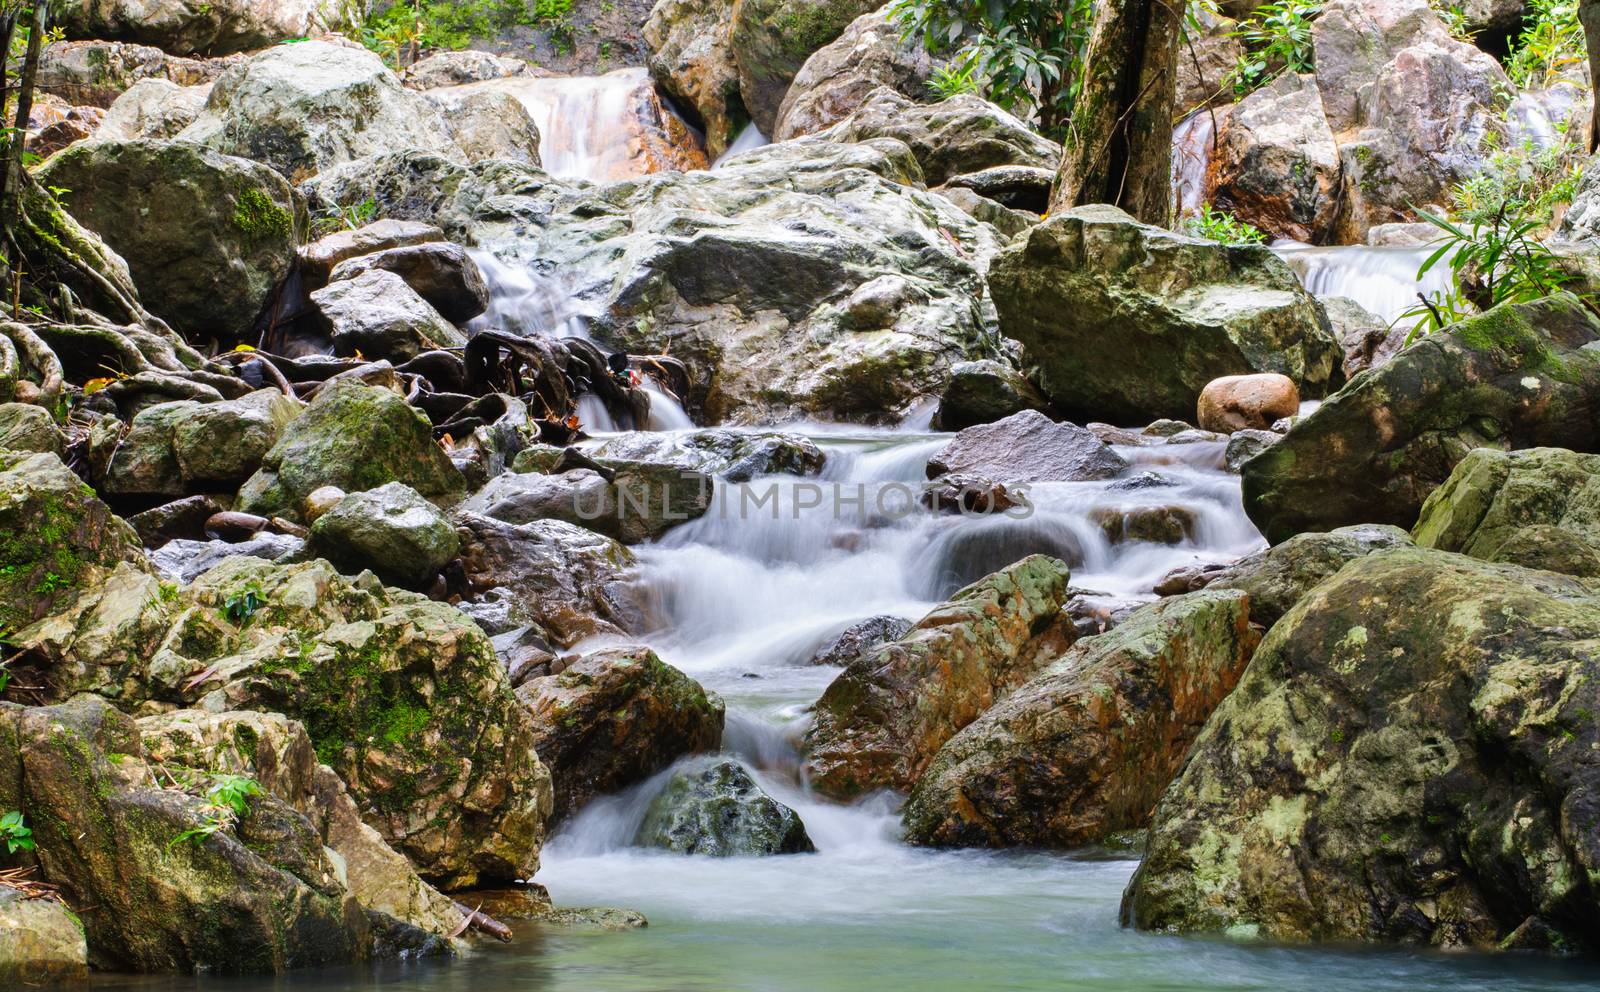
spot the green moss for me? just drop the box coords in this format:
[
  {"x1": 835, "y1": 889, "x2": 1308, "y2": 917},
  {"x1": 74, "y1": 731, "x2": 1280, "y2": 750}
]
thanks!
[{"x1": 231, "y1": 188, "x2": 292, "y2": 242}]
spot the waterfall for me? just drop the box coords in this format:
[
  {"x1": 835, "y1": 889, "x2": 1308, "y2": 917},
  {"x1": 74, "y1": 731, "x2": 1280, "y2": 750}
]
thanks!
[
  {"x1": 1272, "y1": 242, "x2": 1453, "y2": 324},
  {"x1": 1171, "y1": 109, "x2": 1218, "y2": 218},
  {"x1": 712, "y1": 123, "x2": 771, "y2": 168}
]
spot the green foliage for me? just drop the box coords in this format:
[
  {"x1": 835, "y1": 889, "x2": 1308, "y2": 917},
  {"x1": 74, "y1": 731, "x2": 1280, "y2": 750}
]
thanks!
[
  {"x1": 1504, "y1": 0, "x2": 1585, "y2": 89},
  {"x1": 223, "y1": 584, "x2": 266, "y2": 627},
  {"x1": 168, "y1": 773, "x2": 263, "y2": 849},
  {"x1": 1450, "y1": 122, "x2": 1583, "y2": 230},
  {"x1": 360, "y1": 0, "x2": 574, "y2": 68},
  {"x1": 1182, "y1": 203, "x2": 1268, "y2": 245},
  {"x1": 231, "y1": 188, "x2": 292, "y2": 241},
  {"x1": 889, "y1": 0, "x2": 1094, "y2": 139},
  {"x1": 1429, "y1": 0, "x2": 1477, "y2": 42},
  {"x1": 1, "y1": 809, "x2": 34, "y2": 854},
  {"x1": 1227, "y1": 0, "x2": 1322, "y2": 96},
  {"x1": 314, "y1": 195, "x2": 378, "y2": 236},
  {"x1": 1400, "y1": 206, "x2": 1573, "y2": 341},
  {"x1": 928, "y1": 50, "x2": 983, "y2": 100}
]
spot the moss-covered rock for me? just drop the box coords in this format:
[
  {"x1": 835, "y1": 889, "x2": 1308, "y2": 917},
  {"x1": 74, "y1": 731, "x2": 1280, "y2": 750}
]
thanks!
[
  {"x1": 518, "y1": 646, "x2": 723, "y2": 820},
  {"x1": 0, "y1": 450, "x2": 149, "y2": 637},
  {"x1": 306, "y1": 482, "x2": 460, "y2": 588},
  {"x1": 0, "y1": 884, "x2": 87, "y2": 985},
  {"x1": 237, "y1": 380, "x2": 462, "y2": 520},
  {"x1": 0, "y1": 403, "x2": 65, "y2": 455},
  {"x1": 635, "y1": 757, "x2": 814, "y2": 856},
  {"x1": 1124, "y1": 548, "x2": 1600, "y2": 951},
  {"x1": 989, "y1": 204, "x2": 1343, "y2": 425},
  {"x1": 1207, "y1": 523, "x2": 1414, "y2": 628},
  {"x1": 99, "y1": 389, "x2": 301, "y2": 499},
  {"x1": 1242, "y1": 293, "x2": 1600, "y2": 543},
  {"x1": 903, "y1": 589, "x2": 1259, "y2": 848},
  {"x1": 1412, "y1": 447, "x2": 1600, "y2": 577},
  {"x1": 803, "y1": 555, "x2": 1076, "y2": 800}
]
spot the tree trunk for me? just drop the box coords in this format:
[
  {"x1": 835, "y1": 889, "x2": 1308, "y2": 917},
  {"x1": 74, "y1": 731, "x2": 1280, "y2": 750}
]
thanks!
[
  {"x1": 1583, "y1": 0, "x2": 1600, "y2": 152},
  {"x1": 1051, "y1": 0, "x2": 1182, "y2": 225}
]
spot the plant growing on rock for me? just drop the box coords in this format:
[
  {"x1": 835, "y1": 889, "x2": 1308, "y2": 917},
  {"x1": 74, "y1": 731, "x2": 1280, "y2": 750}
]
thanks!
[
  {"x1": 1505, "y1": 0, "x2": 1585, "y2": 88},
  {"x1": 1182, "y1": 204, "x2": 1268, "y2": 245},
  {"x1": 1401, "y1": 206, "x2": 1573, "y2": 341},
  {"x1": 168, "y1": 773, "x2": 263, "y2": 848},
  {"x1": 1226, "y1": 0, "x2": 1321, "y2": 95},
  {"x1": 0, "y1": 809, "x2": 33, "y2": 854}
]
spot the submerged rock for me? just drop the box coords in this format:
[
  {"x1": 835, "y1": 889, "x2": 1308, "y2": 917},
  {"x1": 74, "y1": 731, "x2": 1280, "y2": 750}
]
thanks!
[
  {"x1": 1124, "y1": 549, "x2": 1600, "y2": 950},
  {"x1": 926, "y1": 410, "x2": 1127, "y2": 483},
  {"x1": 803, "y1": 555, "x2": 1075, "y2": 800},
  {"x1": 903, "y1": 589, "x2": 1259, "y2": 848},
  {"x1": 635, "y1": 758, "x2": 815, "y2": 856}
]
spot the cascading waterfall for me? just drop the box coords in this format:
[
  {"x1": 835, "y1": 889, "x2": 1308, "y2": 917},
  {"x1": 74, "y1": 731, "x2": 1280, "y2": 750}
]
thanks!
[
  {"x1": 1272, "y1": 241, "x2": 1453, "y2": 324},
  {"x1": 1171, "y1": 108, "x2": 1218, "y2": 217},
  {"x1": 713, "y1": 123, "x2": 771, "y2": 168},
  {"x1": 491, "y1": 68, "x2": 659, "y2": 181}
]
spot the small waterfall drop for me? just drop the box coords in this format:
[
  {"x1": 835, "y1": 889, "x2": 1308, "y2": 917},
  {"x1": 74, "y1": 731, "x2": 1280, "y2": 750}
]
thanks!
[
  {"x1": 712, "y1": 123, "x2": 771, "y2": 168},
  {"x1": 1272, "y1": 241, "x2": 1452, "y2": 324},
  {"x1": 1171, "y1": 109, "x2": 1218, "y2": 217}
]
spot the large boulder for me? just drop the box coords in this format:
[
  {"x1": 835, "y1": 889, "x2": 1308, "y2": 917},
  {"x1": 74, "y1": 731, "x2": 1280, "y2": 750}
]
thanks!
[
  {"x1": 98, "y1": 388, "x2": 302, "y2": 498},
  {"x1": 37, "y1": 139, "x2": 304, "y2": 341},
  {"x1": 729, "y1": 0, "x2": 879, "y2": 133},
  {"x1": 1412, "y1": 447, "x2": 1600, "y2": 577},
  {"x1": 55, "y1": 0, "x2": 351, "y2": 56},
  {"x1": 38, "y1": 39, "x2": 238, "y2": 107},
  {"x1": 1210, "y1": 73, "x2": 1340, "y2": 244},
  {"x1": 420, "y1": 84, "x2": 542, "y2": 167},
  {"x1": 309, "y1": 270, "x2": 466, "y2": 363},
  {"x1": 1242, "y1": 294, "x2": 1600, "y2": 543},
  {"x1": 803, "y1": 555, "x2": 1075, "y2": 800},
  {"x1": 926, "y1": 410, "x2": 1128, "y2": 483},
  {"x1": 518, "y1": 646, "x2": 723, "y2": 819},
  {"x1": 644, "y1": 0, "x2": 745, "y2": 157},
  {"x1": 815, "y1": 86, "x2": 1060, "y2": 187},
  {"x1": 902, "y1": 589, "x2": 1259, "y2": 847},
  {"x1": 0, "y1": 886, "x2": 87, "y2": 985},
  {"x1": 0, "y1": 450, "x2": 148, "y2": 633},
  {"x1": 773, "y1": 9, "x2": 934, "y2": 141},
  {"x1": 1207, "y1": 524, "x2": 1414, "y2": 627},
  {"x1": 1196, "y1": 373, "x2": 1299, "y2": 433},
  {"x1": 0, "y1": 695, "x2": 376, "y2": 973},
  {"x1": 306, "y1": 482, "x2": 460, "y2": 588},
  {"x1": 179, "y1": 41, "x2": 461, "y2": 182},
  {"x1": 94, "y1": 77, "x2": 210, "y2": 140},
  {"x1": 1124, "y1": 549, "x2": 1600, "y2": 950},
  {"x1": 635, "y1": 757, "x2": 814, "y2": 856},
  {"x1": 990, "y1": 204, "x2": 1343, "y2": 425},
  {"x1": 237, "y1": 380, "x2": 463, "y2": 520},
  {"x1": 0, "y1": 403, "x2": 66, "y2": 454},
  {"x1": 326, "y1": 241, "x2": 489, "y2": 324},
  {"x1": 932, "y1": 359, "x2": 1050, "y2": 431},
  {"x1": 12, "y1": 556, "x2": 552, "y2": 890}
]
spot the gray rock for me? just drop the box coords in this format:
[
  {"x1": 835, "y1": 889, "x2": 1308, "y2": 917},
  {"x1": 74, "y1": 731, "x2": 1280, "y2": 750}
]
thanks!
[
  {"x1": 298, "y1": 219, "x2": 446, "y2": 287},
  {"x1": 0, "y1": 403, "x2": 65, "y2": 454},
  {"x1": 940, "y1": 165, "x2": 1056, "y2": 215},
  {"x1": 327, "y1": 241, "x2": 490, "y2": 324},
  {"x1": 1323, "y1": 295, "x2": 1406, "y2": 376},
  {"x1": 730, "y1": 0, "x2": 878, "y2": 133},
  {"x1": 55, "y1": 0, "x2": 353, "y2": 57},
  {"x1": 808, "y1": 614, "x2": 914, "y2": 667},
  {"x1": 459, "y1": 465, "x2": 712, "y2": 544},
  {"x1": 635, "y1": 758, "x2": 815, "y2": 856},
  {"x1": 149, "y1": 533, "x2": 304, "y2": 583},
  {"x1": 0, "y1": 885, "x2": 88, "y2": 985},
  {"x1": 402, "y1": 50, "x2": 533, "y2": 90},
  {"x1": 1211, "y1": 72, "x2": 1339, "y2": 244},
  {"x1": 310, "y1": 270, "x2": 466, "y2": 363},
  {"x1": 588, "y1": 428, "x2": 826, "y2": 481},
  {"x1": 306, "y1": 482, "x2": 460, "y2": 587},
  {"x1": 1208, "y1": 523, "x2": 1415, "y2": 627},
  {"x1": 927, "y1": 410, "x2": 1128, "y2": 483},
  {"x1": 94, "y1": 77, "x2": 210, "y2": 139},
  {"x1": 773, "y1": 8, "x2": 934, "y2": 141},
  {"x1": 1222, "y1": 428, "x2": 1280, "y2": 473},
  {"x1": 421, "y1": 83, "x2": 542, "y2": 167}
]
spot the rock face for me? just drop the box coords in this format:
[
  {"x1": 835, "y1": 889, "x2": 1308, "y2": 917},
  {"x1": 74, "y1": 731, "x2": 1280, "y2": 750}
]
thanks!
[
  {"x1": 991, "y1": 205, "x2": 1342, "y2": 425},
  {"x1": 932, "y1": 360, "x2": 1050, "y2": 431},
  {"x1": 0, "y1": 695, "x2": 373, "y2": 973},
  {"x1": 773, "y1": 9, "x2": 934, "y2": 141},
  {"x1": 816, "y1": 87, "x2": 1060, "y2": 187},
  {"x1": 180, "y1": 42, "x2": 460, "y2": 181},
  {"x1": 1211, "y1": 73, "x2": 1339, "y2": 244},
  {"x1": 644, "y1": 0, "x2": 745, "y2": 157},
  {"x1": 95, "y1": 77, "x2": 210, "y2": 140},
  {"x1": 310, "y1": 270, "x2": 466, "y2": 363},
  {"x1": 1208, "y1": 524, "x2": 1414, "y2": 627},
  {"x1": 237, "y1": 380, "x2": 462, "y2": 520},
  {"x1": 729, "y1": 0, "x2": 879, "y2": 133},
  {"x1": 1242, "y1": 294, "x2": 1600, "y2": 543},
  {"x1": 903, "y1": 589, "x2": 1259, "y2": 848},
  {"x1": 306, "y1": 482, "x2": 461, "y2": 587},
  {"x1": 0, "y1": 450, "x2": 149, "y2": 633},
  {"x1": 1412, "y1": 447, "x2": 1600, "y2": 577},
  {"x1": 37, "y1": 139, "x2": 304, "y2": 341},
  {"x1": 1196, "y1": 373, "x2": 1299, "y2": 433},
  {"x1": 326, "y1": 240, "x2": 490, "y2": 324},
  {"x1": 635, "y1": 757, "x2": 815, "y2": 856},
  {"x1": 55, "y1": 0, "x2": 350, "y2": 56},
  {"x1": 0, "y1": 886, "x2": 88, "y2": 985},
  {"x1": 518, "y1": 647, "x2": 724, "y2": 819},
  {"x1": 1124, "y1": 549, "x2": 1600, "y2": 950},
  {"x1": 926, "y1": 410, "x2": 1128, "y2": 483},
  {"x1": 38, "y1": 39, "x2": 238, "y2": 107},
  {"x1": 13, "y1": 556, "x2": 551, "y2": 890},
  {"x1": 803, "y1": 555, "x2": 1075, "y2": 800}
]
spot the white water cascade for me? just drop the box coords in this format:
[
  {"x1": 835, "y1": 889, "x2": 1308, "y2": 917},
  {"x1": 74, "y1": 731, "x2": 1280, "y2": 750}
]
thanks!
[
  {"x1": 486, "y1": 68, "x2": 658, "y2": 181},
  {"x1": 1171, "y1": 109, "x2": 1218, "y2": 217},
  {"x1": 713, "y1": 122, "x2": 771, "y2": 168},
  {"x1": 1271, "y1": 241, "x2": 1453, "y2": 324}
]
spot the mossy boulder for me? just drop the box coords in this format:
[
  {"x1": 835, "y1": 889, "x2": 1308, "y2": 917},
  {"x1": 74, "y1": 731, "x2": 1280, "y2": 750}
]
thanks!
[
  {"x1": 1413, "y1": 447, "x2": 1600, "y2": 577},
  {"x1": 1207, "y1": 523, "x2": 1414, "y2": 628},
  {"x1": 0, "y1": 450, "x2": 149, "y2": 636},
  {"x1": 1124, "y1": 548, "x2": 1600, "y2": 950},
  {"x1": 237, "y1": 380, "x2": 462, "y2": 521},
  {"x1": 11, "y1": 557, "x2": 551, "y2": 890},
  {"x1": 99, "y1": 389, "x2": 302, "y2": 499},
  {"x1": 635, "y1": 757, "x2": 814, "y2": 856},
  {"x1": 989, "y1": 204, "x2": 1343, "y2": 425},
  {"x1": 903, "y1": 589, "x2": 1259, "y2": 848},
  {"x1": 1242, "y1": 293, "x2": 1600, "y2": 543},
  {"x1": 306, "y1": 482, "x2": 460, "y2": 588},
  {"x1": 803, "y1": 555, "x2": 1076, "y2": 800},
  {"x1": 0, "y1": 885, "x2": 87, "y2": 985},
  {"x1": 36, "y1": 138, "x2": 305, "y2": 341},
  {"x1": 729, "y1": 0, "x2": 878, "y2": 133},
  {"x1": 518, "y1": 646, "x2": 723, "y2": 820}
]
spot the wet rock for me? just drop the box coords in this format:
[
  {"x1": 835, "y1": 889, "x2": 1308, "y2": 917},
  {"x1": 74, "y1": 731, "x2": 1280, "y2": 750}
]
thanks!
[
  {"x1": 991, "y1": 204, "x2": 1342, "y2": 425},
  {"x1": 0, "y1": 450, "x2": 149, "y2": 632},
  {"x1": 1242, "y1": 294, "x2": 1600, "y2": 543},
  {"x1": 179, "y1": 41, "x2": 460, "y2": 182},
  {"x1": 1412, "y1": 447, "x2": 1600, "y2": 577},
  {"x1": 99, "y1": 388, "x2": 302, "y2": 498},
  {"x1": 1211, "y1": 73, "x2": 1339, "y2": 244},
  {"x1": 903, "y1": 589, "x2": 1259, "y2": 848},
  {"x1": 1091, "y1": 505, "x2": 1198, "y2": 545},
  {"x1": 729, "y1": 0, "x2": 879, "y2": 133},
  {"x1": 1207, "y1": 523, "x2": 1414, "y2": 628},
  {"x1": 1222, "y1": 429, "x2": 1280, "y2": 473},
  {"x1": 13, "y1": 556, "x2": 552, "y2": 889},
  {"x1": 803, "y1": 555, "x2": 1076, "y2": 800},
  {"x1": 402, "y1": 50, "x2": 533, "y2": 90},
  {"x1": 0, "y1": 402, "x2": 65, "y2": 454},
  {"x1": 306, "y1": 483, "x2": 460, "y2": 588},
  {"x1": 635, "y1": 757, "x2": 815, "y2": 856},
  {"x1": 773, "y1": 8, "x2": 934, "y2": 141},
  {"x1": 421, "y1": 84, "x2": 542, "y2": 167},
  {"x1": 1324, "y1": 295, "x2": 1405, "y2": 376},
  {"x1": 0, "y1": 885, "x2": 88, "y2": 985},
  {"x1": 38, "y1": 39, "x2": 238, "y2": 107},
  {"x1": 1196, "y1": 373, "x2": 1299, "y2": 433},
  {"x1": 644, "y1": 0, "x2": 745, "y2": 157},
  {"x1": 454, "y1": 513, "x2": 641, "y2": 648},
  {"x1": 458, "y1": 465, "x2": 712, "y2": 544},
  {"x1": 127, "y1": 494, "x2": 223, "y2": 547},
  {"x1": 920, "y1": 474, "x2": 1024, "y2": 516},
  {"x1": 816, "y1": 86, "x2": 1060, "y2": 187},
  {"x1": 148, "y1": 532, "x2": 302, "y2": 583},
  {"x1": 518, "y1": 646, "x2": 724, "y2": 819},
  {"x1": 55, "y1": 0, "x2": 352, "y2": 57},
  {"x1": 37, "y1": 138, "x2": 305, "y2": 341},
  {"x1": 932, "y1": 360, "x2": 1049, "y2": 432},
  {"x1": 588, "y1": 429, "x2": 826, "y2": 482},
  {"x1": 808, "y1": 615, "x2": 914, "y2": 667},
  {"x1": 298, "y1": 219, "x2": 447, "y2": 287},
  {"x1": 1151, "y1": 561, "x2": 1228, "y2": 596},
  {"x1": 927, "y1": 410, "x2": 1128, "y2": 484},
  {"x1": 310, "y1": 270, "x2": 466, "y2": 363},
  {"x1": 237, "y1": 380, "x2": 463, "y2": 520},
  {"x1": 1124, "y1": 549, "x2": 1600, "y2": 950}
]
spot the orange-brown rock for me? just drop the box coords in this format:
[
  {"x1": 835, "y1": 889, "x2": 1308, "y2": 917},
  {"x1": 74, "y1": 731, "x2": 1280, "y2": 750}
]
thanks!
[{"x1": 1196, "y1": 373, "x2": 1299, "y2": 433}]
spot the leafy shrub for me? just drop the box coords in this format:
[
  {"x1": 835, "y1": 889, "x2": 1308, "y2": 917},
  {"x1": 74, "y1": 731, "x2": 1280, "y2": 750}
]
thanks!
[
  {"x1": 1505, "y1": 0, "x2": 1585, "y2": 89},
  {"x1": 1400, "y1": 206, "x2": 1573, "y2": 341},
  {"x1": 1226, "y1": 0, "x2": 1321, "y2": 96},
  {"x1": 0, "y1": 810, "x2": 33, "y2": 855},
  {"x1": 1182, "y1": 203, "x2": 1268, "y2": 245}
]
